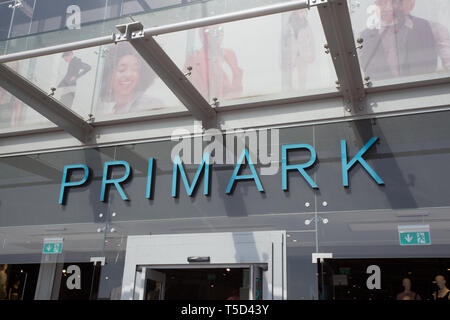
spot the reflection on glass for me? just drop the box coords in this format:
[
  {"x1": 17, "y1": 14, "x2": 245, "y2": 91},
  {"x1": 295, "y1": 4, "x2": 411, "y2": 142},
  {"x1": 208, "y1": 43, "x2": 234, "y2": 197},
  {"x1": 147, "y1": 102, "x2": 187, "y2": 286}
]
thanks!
[
  {"x1": 281, "y1": 9, "x2": 316, "y2": 91},
  {"x1": 8, "y1": 46, "x2": 99, "y2": 121},
  {"x1": 58, "y1": 51, "x2": 92, "y2": 108},
  {"x1": 145, "y1": 279, "x2": 162, "y2": 300},
  {"x1": 96, "y1": 42, "x2": 167, "y2": 115},
  {"x1": 0, "y1": 61, "x2": 51, "y2": 130},
  {"x1": 0, "y1": 62, "x2": 25, "y2": 127},
  {"x1": 185, "y1": 25, "x2": 243, "y2": 101},
  {"x1": 352, "y1": 0, "x2": 450, "y2": 81},
  {"x1": 0, "y1": 3, "x2": 13, "y2": 47},
  {"x1": 159, "y1": 9, "x2": 335, "y2": 104}
]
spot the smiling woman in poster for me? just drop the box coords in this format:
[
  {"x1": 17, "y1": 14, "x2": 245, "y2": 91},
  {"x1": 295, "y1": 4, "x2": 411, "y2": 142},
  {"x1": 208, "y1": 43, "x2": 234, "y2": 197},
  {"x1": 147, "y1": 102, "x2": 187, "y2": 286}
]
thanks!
[{"x1": 97, "y1": 42, "x2": 163, "y2": 115}]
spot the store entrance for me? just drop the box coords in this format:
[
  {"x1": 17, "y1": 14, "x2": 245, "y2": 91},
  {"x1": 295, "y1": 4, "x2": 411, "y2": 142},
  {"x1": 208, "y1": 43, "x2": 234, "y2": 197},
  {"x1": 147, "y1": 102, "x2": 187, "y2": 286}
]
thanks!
[
  {"x1": 318, "y1": 258, "x2": 450, "y2": 300},
  {"x1": 121, "y1": 231, "x2": 286, "y2": 300},
  {"x1": 137, "y1": 265, "x2": 265, "y2": 300}
]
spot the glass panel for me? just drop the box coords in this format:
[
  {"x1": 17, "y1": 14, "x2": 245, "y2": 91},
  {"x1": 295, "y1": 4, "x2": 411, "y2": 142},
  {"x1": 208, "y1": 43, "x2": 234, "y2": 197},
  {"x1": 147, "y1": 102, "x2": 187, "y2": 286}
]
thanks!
[
  {"x1": 145, "y1": 279, "x2": 162, "y2": 300},
  {"x1": 11, "y1": 47, "x2": 99, "y2": 119},
  {"x1": 0, "y1": 147, "x2": 113, "y2": 300},
  {"x1": 0, "y1": 0, "x2": 308, "y2": 54},
  {"x1": 313, "y1": 111, "x2": 450, "y2": 300},
  {"x1": 156, "y1": 9, "x2": 337, "y2": 104},
  {"x1": 8, "y1": 0, "x2": 34, "y2": 39},
  {"x1": 348, "y1": 0, "x2": 450, "y2": 83},
  {"x1": 287, "y1": 243, "x2": 318, "y2": 299},
  {"x1": 143, "y1": 268, "x2": 249, "y2": 300},
  {"x1": 92, "y1": 41, "x2": 184, "y2": 119},
  {"x1": 319, "y1": 258, "x2": 450, "y2": 301},
  {"x1": 0, "y1": 2, "x2": 13, "y2": 52},
  {"x1": 2, "y1": 42, "x2": 184, "y2": 124},
  {"x1": 0, "y1": 61, "x2": 52, "y2": 130}
]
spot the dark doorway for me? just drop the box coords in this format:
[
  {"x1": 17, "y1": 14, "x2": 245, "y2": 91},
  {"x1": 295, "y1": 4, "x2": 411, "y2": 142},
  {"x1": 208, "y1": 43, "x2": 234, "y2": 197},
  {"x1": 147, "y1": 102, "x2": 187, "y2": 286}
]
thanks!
[
  {"x1": 318, "y1": 258, "x2": 450, "y2": 300},
  {"x1": 0, "y1": 263, "x2": 40, "y2": 300},
  {"x1": 145, "y1": 268, "x2": 250, "y2": 300}
]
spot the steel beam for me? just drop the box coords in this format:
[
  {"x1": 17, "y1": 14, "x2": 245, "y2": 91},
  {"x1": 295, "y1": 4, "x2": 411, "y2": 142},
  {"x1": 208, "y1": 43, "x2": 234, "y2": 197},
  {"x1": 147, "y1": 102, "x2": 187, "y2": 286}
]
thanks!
[
  {"x1": 0, "y1": 0, "x2": 315, "y2": 64},
  {"x1": 115, "y1": 22, "x2": 217, "y2": 129},
  {"x1": 317, "y1": 0, "x2": 365, "y2": 113},
  {"x1": 144, "y1": 0, "x2": 314, "y2": 36},
  {"x1": 0, "y1": 63, "x2": 93, "y2": 142},
  {"x1": 0, "y1": 35, "x2": 114, "y2": 64}
]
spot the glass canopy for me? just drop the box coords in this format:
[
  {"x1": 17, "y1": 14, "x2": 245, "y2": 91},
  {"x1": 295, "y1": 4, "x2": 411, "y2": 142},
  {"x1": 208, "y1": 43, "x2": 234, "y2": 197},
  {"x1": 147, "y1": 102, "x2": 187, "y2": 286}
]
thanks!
[
  {"x1": 0, "y1": 0, "x2": 300, "y2": 54},
  {"x1": 156, "y1": 8, "x2": 336, "y2": 105},
  {"x1": 347, "y1": 0, "x2": 450, "y2": 84},
  {"x1": 0, "y1": 0, "x2": 449, "y2": 138}
]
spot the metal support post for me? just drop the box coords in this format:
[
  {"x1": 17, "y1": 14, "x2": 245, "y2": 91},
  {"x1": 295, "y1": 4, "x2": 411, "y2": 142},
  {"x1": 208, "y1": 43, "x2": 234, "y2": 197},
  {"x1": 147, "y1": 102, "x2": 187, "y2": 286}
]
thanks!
[{"x1": 317, "y1": 0, "x2": 366, "y2": 113}]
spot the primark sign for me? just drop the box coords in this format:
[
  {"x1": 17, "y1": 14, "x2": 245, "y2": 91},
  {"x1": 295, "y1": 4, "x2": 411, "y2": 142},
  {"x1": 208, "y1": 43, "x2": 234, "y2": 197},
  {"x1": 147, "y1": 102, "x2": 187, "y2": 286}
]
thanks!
[{"x1": 58, "y1": 127, "x2": 384, "y2": 205}]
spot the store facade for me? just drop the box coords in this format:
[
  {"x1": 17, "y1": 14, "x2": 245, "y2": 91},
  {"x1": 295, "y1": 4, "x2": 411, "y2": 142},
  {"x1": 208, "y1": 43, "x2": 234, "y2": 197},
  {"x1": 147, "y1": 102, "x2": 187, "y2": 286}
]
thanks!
[{"x1": 1, "y1": 0, "x2": 450, "y2": 301}]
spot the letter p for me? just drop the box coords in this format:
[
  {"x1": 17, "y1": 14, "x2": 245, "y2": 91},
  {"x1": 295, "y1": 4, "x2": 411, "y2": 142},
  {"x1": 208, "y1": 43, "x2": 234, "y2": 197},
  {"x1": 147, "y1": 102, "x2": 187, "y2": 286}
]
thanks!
[{"x1": 59, "y1": 165, "x2": 89, "y2": 204}]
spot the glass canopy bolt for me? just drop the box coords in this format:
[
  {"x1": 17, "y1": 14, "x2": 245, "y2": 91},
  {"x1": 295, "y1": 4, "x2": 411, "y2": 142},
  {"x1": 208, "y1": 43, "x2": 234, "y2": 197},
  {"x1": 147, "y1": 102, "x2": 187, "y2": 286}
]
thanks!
[
  {"x1": 324, "y1": 44, "x2": 330, "y2": 54},
  {"x1": 184, "y1": 66, "x2": 193, "y2": 76},
  {"x1": 48, "y1": 87, "x2": 56, "y2": 97},
  {"x1": 305, "y1": 216, "x2": 329, "y2": 226},
  {"x1": 364, "y1": 76, "x2": 372, "y2": 87},
  {"x1": 8, "y1": 0, "x2": 23, "y2": 9},
  {"x1": 356, "y1": 38, "x2": 364, "y2": 50},
  {"x1": 211, "y1": 97, "x2": 219, "y2": 107},
  {"x1": 335, "y1": 81, "x2": 341, "y2": 91}
]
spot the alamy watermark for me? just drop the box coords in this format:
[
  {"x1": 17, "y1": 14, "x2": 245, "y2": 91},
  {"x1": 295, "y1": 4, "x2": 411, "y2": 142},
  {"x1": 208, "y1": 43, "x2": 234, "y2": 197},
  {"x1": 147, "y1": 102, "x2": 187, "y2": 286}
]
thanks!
[{"x1": 170, "y1": 121, "x2": 280, "y2": 176}]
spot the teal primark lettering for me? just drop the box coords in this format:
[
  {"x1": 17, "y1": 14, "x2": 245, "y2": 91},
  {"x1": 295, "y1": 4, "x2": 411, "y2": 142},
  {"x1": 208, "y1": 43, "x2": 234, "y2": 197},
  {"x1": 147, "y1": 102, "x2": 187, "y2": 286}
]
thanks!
[{"x1": 58, "y1": 137, "x2": 384, "y2": 204}]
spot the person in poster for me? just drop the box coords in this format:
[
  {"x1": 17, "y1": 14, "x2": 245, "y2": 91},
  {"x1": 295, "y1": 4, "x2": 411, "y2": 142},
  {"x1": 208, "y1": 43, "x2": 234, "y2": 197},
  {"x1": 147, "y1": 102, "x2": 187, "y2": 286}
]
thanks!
[
  {"x1": 97, "y1": 42, "x2": 162, "y2": 115},
  {"x1": 359, "y1": 0, "x2": 450, "y2": 81},
  {"x1": 280, "y1": 9, "x2": 316, "y2": 92},
  {"x1": 184, "y1": 25, "x2": 243, "y2": 102},
  {"x1": 58, "y1": 51, "x2": 92, "y2": 108}
]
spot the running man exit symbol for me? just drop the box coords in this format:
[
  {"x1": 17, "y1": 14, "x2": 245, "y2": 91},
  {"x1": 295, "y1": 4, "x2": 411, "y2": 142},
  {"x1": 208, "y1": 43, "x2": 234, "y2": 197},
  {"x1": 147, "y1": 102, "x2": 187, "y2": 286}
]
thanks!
[
  {"x1": 43, "y1": 238, "x2": 64, "y2": 254},
  {"x1": 398, "y1": 225, "x2": 431, "y2": 246}
]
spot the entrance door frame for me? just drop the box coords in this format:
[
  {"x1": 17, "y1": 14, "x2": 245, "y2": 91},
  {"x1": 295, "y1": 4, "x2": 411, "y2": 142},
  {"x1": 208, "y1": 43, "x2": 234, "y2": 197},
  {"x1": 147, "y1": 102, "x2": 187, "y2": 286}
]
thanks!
[
  {"x1": 120, "y1": 231, "x2": 287, "y2": 300},
  {"x1": 134, "y1": 263, "x2": 267, "y2": 300}
]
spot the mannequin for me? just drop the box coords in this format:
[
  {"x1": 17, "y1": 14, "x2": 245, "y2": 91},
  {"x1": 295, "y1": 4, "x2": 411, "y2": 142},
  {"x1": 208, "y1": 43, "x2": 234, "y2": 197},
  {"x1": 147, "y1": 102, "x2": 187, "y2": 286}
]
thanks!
[
  {"x1": 396, "y1": 277, "x2": 421, "y2": 300},
  {"x1": 0, "y1": 264, "x2": 7, "y2": 300},
  {"x1": 433, "y1": 275, "x2": 450, "y2": 301}
]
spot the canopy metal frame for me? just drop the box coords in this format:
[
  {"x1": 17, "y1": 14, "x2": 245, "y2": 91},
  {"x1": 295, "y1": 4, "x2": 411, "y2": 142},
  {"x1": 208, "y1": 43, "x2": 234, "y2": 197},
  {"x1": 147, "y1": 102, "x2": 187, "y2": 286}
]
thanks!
[
  {"x1": 0, "y1": 0, "x2": 387, "y2": 142},
  {"x1": 0, "y1": 63, "x2": 94, "y2": 142},
  {"x1": 317, "y1": 0, "x2": 365, "y2": 114}
]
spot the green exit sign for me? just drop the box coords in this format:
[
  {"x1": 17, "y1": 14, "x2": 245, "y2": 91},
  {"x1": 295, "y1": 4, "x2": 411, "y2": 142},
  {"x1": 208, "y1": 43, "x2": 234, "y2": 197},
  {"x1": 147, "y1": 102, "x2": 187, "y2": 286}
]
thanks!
[
  {"x1": 398, "y1": 225, "x2": 431, "y2": 246},
  {"x1": 43, "y1": 238, "x2": 64, "y2": 254}
]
